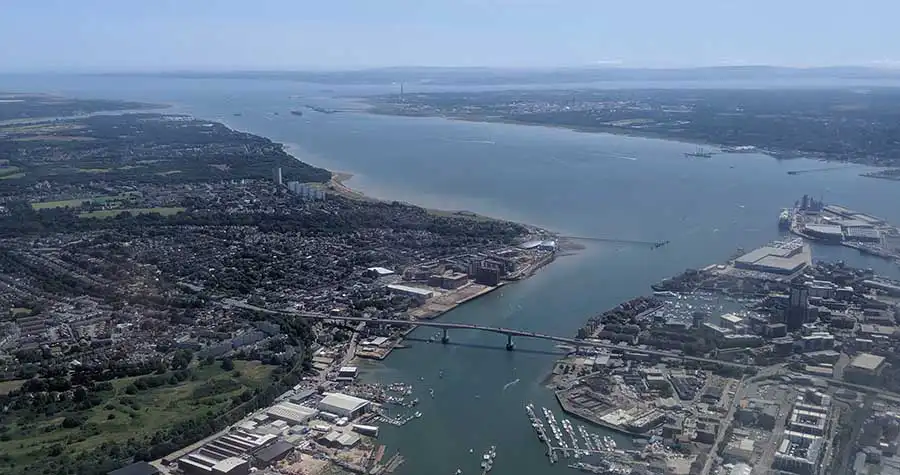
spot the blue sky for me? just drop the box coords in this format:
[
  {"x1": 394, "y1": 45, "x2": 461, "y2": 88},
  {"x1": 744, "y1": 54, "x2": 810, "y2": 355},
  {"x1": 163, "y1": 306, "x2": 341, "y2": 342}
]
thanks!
[{"x1": 1, "y1": 0, "x2": 898, "y2": 71}]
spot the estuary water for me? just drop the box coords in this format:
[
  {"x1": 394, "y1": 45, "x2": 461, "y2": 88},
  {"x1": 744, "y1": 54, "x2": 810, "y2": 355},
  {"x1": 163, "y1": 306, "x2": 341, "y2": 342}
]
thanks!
[{"x1": 2, "y1": 75, "x2": 900, "y2": 474}]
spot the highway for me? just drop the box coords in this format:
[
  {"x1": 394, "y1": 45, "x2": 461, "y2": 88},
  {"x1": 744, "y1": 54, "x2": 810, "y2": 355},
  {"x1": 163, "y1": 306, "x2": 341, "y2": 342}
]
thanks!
[{"x1": 220, "y1": 299, "x2": 751, "y2": 369}]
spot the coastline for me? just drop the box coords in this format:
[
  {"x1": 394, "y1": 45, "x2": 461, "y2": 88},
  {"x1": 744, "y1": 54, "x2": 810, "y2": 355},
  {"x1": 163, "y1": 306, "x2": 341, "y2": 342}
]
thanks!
[{"x1": 360, "y1": 104, "x2": 879, "y2": 166}]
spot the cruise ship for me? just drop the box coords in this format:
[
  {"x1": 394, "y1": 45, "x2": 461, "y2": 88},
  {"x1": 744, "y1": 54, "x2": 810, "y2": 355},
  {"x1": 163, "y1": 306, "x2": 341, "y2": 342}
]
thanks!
[{"x1": 778, "y1": 209, "x2": 792, "y2": 230}]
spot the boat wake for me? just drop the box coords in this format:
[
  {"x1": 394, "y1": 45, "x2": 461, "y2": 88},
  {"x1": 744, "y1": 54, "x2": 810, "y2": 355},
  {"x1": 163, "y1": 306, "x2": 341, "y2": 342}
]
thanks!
[{"x1": 502, "y1": 378, "x2": 520, "y2": 391}]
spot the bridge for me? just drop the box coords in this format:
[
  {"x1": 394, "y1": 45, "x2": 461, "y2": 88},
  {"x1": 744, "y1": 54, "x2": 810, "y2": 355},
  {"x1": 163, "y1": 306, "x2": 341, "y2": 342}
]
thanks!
[{"x1": 221, "y1": 300, "x2": 747, "y2": 368}]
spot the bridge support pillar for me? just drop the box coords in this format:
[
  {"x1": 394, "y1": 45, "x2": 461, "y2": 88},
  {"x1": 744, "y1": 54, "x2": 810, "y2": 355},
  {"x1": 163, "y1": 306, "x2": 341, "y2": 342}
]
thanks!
[
  {"x1": 441, "y1": 328, "x2": 449, "y2": 344},
  {"x1": 506, "y1": 334, "x2": 515, "y2": 351}
]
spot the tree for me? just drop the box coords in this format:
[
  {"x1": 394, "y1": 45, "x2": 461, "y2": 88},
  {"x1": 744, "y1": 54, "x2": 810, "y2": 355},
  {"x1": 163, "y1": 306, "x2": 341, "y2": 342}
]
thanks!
[
  {"x1": 61, "y1": 416, "x2": 83, "y2": 429},
  {"x1": 171, "y1": 349, "x2": 193, "y2": 370},
  {"x1": 221, "y1": 358, "x2": 234, "y2": 371}
]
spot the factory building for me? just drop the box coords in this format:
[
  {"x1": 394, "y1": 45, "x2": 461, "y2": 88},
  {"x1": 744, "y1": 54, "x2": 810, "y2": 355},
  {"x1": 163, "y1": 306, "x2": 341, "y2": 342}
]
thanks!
[
  {"x1": 266, "y1": 401, "x2": 318, "y2": 425},
  {"x1": 317, "y1": 392, "x2": 370, "y2": 419},
  {"x1": 177, "y1": 428, "x2": 274, "y2": 475},
  {"x1": 252, "y1": 441, "x2": 294, "y2": 468}
]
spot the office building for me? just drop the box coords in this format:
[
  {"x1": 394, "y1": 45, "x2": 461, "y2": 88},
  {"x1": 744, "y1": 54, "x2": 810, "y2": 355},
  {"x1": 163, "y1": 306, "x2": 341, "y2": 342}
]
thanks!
[
  {"x1": 272, "y1": 167, "x2": 283, "y2": 186},
  {"x1": 844, "y1": 353, "x2": 886, "y2": 385},
  {"x1": 786, "y1": 283, "x2": 810, "y2": 330}
]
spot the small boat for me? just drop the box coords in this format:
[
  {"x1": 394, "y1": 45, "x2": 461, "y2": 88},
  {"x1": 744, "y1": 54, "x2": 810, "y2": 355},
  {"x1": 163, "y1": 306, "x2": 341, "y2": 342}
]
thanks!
[
  {"x1": 290, "y1": 110, "x2": 304, "y2": 116},
  {"x1": 414, "y1": 411, "x2": 422, "y2": 418},
  {"x1": 469, "y1": 448, "x2": 474, "y2": 454},
  {"x1": 456, "y1": 470, "x2": 462, "y2": 475}
]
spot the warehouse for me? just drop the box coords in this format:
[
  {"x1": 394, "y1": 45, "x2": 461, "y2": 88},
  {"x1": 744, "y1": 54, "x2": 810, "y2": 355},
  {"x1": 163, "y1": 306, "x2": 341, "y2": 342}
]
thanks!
[
  {"x1": 804, "y1": 224, "x2": 844, "y2": 242},
  {"x1": 733, "y1": 240, "x2": 810, "y2": 275},
  {"x1": 266, "y1": 401, "x2": 318, "y2": 425},
  {"x1": 386, "y1": 284, "x2": 433, "y2": 300},
  {"x1": 252, "y1": 441, "x2": 294, "y2": 468},
  {"x1": 317, "y1": 392, "x2": 370, "y2": 418}
]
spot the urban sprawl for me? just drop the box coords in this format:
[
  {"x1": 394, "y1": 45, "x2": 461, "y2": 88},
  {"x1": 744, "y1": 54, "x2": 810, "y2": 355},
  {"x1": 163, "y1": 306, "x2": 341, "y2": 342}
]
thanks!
[{"x1": 2, "y1": 94, "x2": 900, "y2": 475}]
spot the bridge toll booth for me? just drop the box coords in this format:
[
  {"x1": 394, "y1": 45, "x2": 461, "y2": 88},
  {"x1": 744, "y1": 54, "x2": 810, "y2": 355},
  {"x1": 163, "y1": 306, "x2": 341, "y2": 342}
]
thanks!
[
  {"x1": 441, "y1": 328, "x2": 449, "y2": 344},
  {"x1": 506, "y1": 334, "x2": 515, "y2": 351}
]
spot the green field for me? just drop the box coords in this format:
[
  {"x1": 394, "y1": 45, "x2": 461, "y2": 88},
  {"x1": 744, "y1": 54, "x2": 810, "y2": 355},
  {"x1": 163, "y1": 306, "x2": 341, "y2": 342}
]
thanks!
[
  {"x1": 31, "y1": 198, "x2": 94, "y2": 209},
  {"x1": 31, "y1": 195, "x2": 139, "y2": 210},
  {"x1": 0, "y1": 379, "x2": 26, "y2": 395},
  {"x1": 0, "y1": 166, "x2": 22, "y2": 177},
  {"x1": 78, "y1": 207, "x2": 185, "y2": 219},
  {"x1": 0, "y1": 361, "x2": 275, "y2": 466}
]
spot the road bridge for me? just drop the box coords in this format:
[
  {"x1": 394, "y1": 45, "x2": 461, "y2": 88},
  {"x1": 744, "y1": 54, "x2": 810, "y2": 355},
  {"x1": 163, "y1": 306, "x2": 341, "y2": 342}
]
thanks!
[{"x1": 225, "y1": 300, "x2": 750, "y2": 368}]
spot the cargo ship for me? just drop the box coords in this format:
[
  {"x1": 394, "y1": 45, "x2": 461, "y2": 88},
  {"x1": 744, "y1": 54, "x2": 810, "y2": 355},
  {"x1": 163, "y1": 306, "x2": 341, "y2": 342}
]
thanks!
[
  {"x1": 778, "y1": 209, "x2": 792, "y2": 230},
  {"x1": 684, "y1": 147, "x2": 714, "y2": 158}
]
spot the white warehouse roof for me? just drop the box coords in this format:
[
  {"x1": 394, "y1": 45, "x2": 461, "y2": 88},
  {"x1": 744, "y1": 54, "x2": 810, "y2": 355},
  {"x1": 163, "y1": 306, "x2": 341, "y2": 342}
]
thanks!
[
  {"x1": 387, "y1": 284, "x2": 434, "y2": 297},
  {"x1": 319, "y1": 392, "x2": 370, "y2": 413}
]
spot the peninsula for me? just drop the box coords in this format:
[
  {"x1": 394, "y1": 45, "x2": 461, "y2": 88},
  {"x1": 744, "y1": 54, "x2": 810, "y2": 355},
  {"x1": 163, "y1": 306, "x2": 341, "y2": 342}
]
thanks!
[
  {"x1": 365, "y1": 88, "x2": 900, "y2": 168},
  {"x1": 0, "y1": 95, "x2": 556, "y2": 475},
  {"x1": 540, "y1": 237, "x2": 900, "y2": 475}
]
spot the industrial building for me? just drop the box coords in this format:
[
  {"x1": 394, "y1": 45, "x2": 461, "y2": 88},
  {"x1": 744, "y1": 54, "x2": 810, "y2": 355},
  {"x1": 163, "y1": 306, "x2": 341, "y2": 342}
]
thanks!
[
  {"x1": 177, "y1": 430, "x2": 276, "y2": 475},
  {"x1": 386, "y1": 284, "x2": 433, "y2": 301},
  {"x1": 266, "y1": 401, "x2": 318, "y2": 425},
  {"x1": 319, "y1": 430, "x2": 361, "y2": 448},
  {"x1": 733, "y1": 239, "x2": 810, "y2": 275},
  {"x1": 107, "y1": 462, "x2": 159, "y2": 475},
  {"x1": 252, "y1": 441, "x2": 294, "y2": 468},
  {"x1": 317, "y1": 392, "x2": 370, "y2": 418},
  {"x1": 804, "y1": 224, "x2": 844, "y2": 242}
]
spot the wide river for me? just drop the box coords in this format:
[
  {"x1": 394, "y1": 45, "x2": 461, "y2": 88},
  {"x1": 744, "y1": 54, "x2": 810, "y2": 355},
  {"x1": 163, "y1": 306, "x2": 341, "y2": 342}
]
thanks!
[{"x1": 3, "y1": 75, "x2": 900, "y2": 474}]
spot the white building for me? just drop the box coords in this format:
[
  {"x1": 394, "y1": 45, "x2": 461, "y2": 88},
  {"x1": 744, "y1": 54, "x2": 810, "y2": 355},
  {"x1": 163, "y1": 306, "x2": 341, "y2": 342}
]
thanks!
[
  {"x1": 266, "y1": 401, "x2": 318, "y2": 425},
  {"x1": 386, "y1": 284, "x2": 433, "y2": 300},
  {"x1": 317, "y1": 392, "x2": 370, "y2": 418}
]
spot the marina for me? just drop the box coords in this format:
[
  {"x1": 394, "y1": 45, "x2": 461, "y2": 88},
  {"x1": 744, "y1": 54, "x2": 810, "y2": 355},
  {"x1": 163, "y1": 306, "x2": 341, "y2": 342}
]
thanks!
[{"x1": 526, "y1": 403, "x2": 630, "y2": 470}]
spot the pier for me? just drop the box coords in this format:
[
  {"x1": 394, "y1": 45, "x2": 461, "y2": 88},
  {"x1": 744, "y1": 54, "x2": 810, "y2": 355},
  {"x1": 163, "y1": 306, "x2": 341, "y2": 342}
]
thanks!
[{"x1": 559, "y1": 235, "x2": 669, "y2": 248}]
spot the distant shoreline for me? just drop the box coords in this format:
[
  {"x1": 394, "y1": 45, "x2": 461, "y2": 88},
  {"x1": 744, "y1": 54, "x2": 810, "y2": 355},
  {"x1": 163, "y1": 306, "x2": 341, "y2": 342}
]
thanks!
[{"x1": 359, "y1": 102, "x2": 894, "y2": 173}]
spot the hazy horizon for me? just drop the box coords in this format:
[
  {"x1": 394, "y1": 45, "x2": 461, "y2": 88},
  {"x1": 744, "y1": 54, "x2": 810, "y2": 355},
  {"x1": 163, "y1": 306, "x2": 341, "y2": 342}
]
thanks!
[{"x1": 2, "y1": 0, "x2": 899, "y2": 73}]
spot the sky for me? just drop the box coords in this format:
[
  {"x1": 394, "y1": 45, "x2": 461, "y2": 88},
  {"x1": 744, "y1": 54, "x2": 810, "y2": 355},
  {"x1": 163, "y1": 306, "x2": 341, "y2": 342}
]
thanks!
[{"x1": 1, "y1": 0, "x2": 898, "y2": 72}]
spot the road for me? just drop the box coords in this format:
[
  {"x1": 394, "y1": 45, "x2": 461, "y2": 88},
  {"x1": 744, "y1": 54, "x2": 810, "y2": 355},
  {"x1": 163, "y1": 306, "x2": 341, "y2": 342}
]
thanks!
[
  {"x1": 702, "y1": 376, "x2": 747, "y2": 475},
  {"x1": 220, "y1": 299, "x2": 755, "y2": 369}
]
